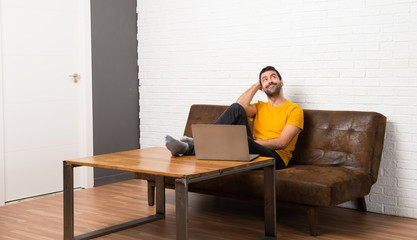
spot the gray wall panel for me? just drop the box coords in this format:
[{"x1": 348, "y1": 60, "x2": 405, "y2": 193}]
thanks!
[{"x1": 91, "y1": 0, "x2": 139, "y2": 186}]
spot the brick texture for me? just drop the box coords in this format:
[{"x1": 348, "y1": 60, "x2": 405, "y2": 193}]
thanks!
[{"x1": 138, "y1": 0, "x2": 417, "y2": 218}]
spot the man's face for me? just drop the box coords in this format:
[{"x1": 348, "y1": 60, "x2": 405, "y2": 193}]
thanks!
[{"x1": 260, "y1": 70, "x2": 282, "y2": 97}]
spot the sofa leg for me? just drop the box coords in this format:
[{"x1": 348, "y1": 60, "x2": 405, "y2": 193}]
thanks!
[
  {"x1": 147, "y1": 181, "x2": 155, "y2": 206},
  {"x1": 357, "y1": 197, "x2": 367, "y2": 212},
  {"x1": 307, "y1": 207, "x2": 319, "y2": 236}
]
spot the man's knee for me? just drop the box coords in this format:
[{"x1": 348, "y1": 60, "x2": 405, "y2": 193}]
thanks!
[
  {"x1": 229, "y1": 102, "x2": 246, "y2": 114},
  {"x1": 215, "y1": 102, "x2": 249, "y2": 126}
]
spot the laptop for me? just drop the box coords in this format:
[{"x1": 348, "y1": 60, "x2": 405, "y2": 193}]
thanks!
[{"x1": 191, "y1": 124, "x2": 259, "y2": 161}]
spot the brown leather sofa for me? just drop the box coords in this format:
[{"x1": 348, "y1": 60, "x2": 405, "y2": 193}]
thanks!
[{"x1": 135, "y1": 104, "x2": 387, "y2": 235}]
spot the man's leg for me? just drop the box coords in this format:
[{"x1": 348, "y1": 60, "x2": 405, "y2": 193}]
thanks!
[
  {"x1": 214, "y1": 103, "x2": 253, "y2": 138},
  {"x1": 248, "y1": 138, "x2": 286, "y2": 170},
  {"x1": 165, "y1": 103, "x2": 249, "y2": 156}
]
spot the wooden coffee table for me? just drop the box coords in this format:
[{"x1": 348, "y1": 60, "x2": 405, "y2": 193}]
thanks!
[{"x1": 63, "y1": 147, "x2": 276, "y2": 239}]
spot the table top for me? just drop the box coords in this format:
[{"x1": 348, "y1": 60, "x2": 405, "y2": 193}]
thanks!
[{"x1": 65, "y1": 147, "x2": 274, "y2": 179}]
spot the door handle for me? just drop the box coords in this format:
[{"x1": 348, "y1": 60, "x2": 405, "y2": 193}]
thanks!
[{"x1": 69, "y1": 73, "x2": 81, "y2": 83}]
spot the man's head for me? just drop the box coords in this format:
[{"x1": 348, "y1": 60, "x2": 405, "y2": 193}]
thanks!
[{"x1": 259, "y1": 66, "x2": 283, "y2": 98}]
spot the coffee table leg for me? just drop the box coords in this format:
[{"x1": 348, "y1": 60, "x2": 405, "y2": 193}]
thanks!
[
  {"x1": 264, "y1": 164, "x2": 276, "y2": 238},
  {"x1": 155, "y1": 176, "x2": 165, "y2": 216},
  {"x1": 63, "y1": 162, "x2": 74, "y2": 240},
  {"x1": 175, "y1": 177, "x2": 189, "y2": 240}
]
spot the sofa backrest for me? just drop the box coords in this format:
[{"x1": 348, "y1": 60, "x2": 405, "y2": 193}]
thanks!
[
  {"x1": 183, "y1": 104, "x2": 228, "y2": 137},
  {"x1": 183, "y1": 105, "x2": 387, "y2": 183},
  {"x1": 291, "y1": 110, "x2": 387, "y2": 183}
]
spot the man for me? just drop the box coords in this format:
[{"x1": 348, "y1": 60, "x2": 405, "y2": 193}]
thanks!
[{"x1": 165, "y1": 66, "x2": 304, "y2": 169}]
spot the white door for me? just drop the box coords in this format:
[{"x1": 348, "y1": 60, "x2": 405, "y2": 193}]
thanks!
[{"x1": 0, "y1": 0, "x2": 93, "y2": 203}]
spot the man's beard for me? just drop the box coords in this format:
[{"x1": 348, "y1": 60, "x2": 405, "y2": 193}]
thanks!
[{"x1": 264, "y1": 83, "x2": 282, "y2": 98}]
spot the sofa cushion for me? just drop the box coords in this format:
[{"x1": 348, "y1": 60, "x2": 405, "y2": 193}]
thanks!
[
  {"x1": 276, "y1": 165, "x2": 373, "y2": 206},
  {"x1": 185, "y1": 165, "x2": 373, "y2": 207}
]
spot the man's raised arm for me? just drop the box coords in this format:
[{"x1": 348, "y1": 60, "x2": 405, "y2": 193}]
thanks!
[{"x1": 236, "y1": 82, "x2": 261, "y2": 118}]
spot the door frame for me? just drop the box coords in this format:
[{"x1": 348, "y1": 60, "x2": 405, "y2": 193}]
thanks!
[
  {"x1": 0, "y1": 0, "x2": 94, "y2": 206},
  {"x1": 79, "y1": 0, "x2": 94, "y2": 191},
  {"x1": 0, "y1": 0, "x2": 5, "y2": 206}
]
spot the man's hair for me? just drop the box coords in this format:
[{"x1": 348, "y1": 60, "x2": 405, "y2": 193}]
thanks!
[{"x1": 259, "y1": 66, "x2": 282, "y2": 82}]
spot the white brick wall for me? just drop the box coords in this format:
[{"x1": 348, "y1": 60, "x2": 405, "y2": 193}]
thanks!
[{"x1": 138, "y1": 0, "x2": 417, "y2": 218}]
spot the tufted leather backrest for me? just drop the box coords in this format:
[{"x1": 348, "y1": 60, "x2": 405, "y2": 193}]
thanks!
[
  {"x1": 183, "y1": 105, "x2": 387, "y2": 183},
  {"x1": 291, "y1": 110, "x2": 386, "y2": 183}
]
